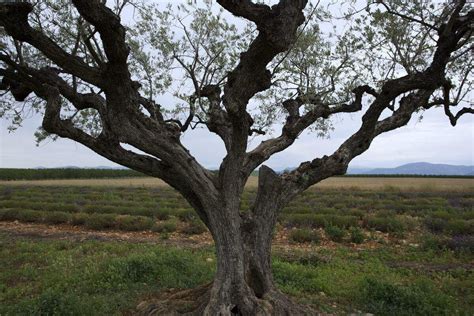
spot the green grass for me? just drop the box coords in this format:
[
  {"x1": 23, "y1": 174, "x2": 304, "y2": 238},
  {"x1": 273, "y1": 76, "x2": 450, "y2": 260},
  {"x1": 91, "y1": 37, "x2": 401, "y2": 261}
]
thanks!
[
  {"x1": 0, "y1": 234, "x2": 214, "y2": 315},
  {"x1": 0, "y1": 234, "x2": 472, "y2": 315},
  {"x1": 0, "y1": 184, "x2": 473, "y2": 313}
]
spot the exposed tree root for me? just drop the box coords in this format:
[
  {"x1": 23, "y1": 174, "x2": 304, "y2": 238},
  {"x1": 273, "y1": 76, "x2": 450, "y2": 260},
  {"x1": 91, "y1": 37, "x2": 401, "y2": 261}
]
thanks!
[
  {"x1": 136, "y1": 283, "x2": 317, "y2": 316},
  {"x1": 136, "y1": 282, "x2": 212, "y2": 315}
]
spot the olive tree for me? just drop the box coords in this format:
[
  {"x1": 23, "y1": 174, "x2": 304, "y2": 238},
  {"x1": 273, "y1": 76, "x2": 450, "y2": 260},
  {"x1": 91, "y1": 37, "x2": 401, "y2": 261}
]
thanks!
[{"x1": 0, "y1": 0, "x2": 472, "y2": 314}]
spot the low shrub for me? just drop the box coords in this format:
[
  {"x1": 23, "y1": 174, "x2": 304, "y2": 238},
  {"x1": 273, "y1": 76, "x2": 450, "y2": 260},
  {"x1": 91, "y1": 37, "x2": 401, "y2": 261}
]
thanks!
[
  {"x1": 31, "y1": 289, "x2": 86, "y2": 316},
  {"x1": 283, "y1": 213, "x2": 357, "y2": 229},
  {"x1": 0, "y1": 209, "x2": 19, "y2": 221},
  {"x1": 151, "y1": 219, "x2": 177, "y2": 233},
  {"x1": 115, "y1": 215, "x2": 154, "y2": 231},
  {"x1": 44, "y1": 211, "x2": 71, "y2": 224},
  {"x1": 358, "y1": 277, "x2": 454, "y2": 315},
  {"x1": 365, "y1": 216, "x2": 405, "y2": 233},
  {"x1": 283, "y1": 214, "x2": 323, "y2": 228},
  {"x1": 154, "y1": 208, "x2": 171, "y2": 220},
  {"x1": 446, "y1": 219, "x2": 473, "y2": 235},
  {"x1": 181, "y1": 220, "x2": 207, "y2": 235},
  {"x1": 424, "y1": 217, "x2": 447, "y2": 234},
  {"x1": 16, "y1": 210, "x2": 44, "y2": 223},
  {"x1": 431, "y1": 210, "x2": 454, "y2": 220},
  {"x1": 445, "y1": 235, "x2": 474, "y2": 253},
  {"x1": 325, "y1": 225, "x2": 345, "y2": 242},
  {"x1": 327, "y1": 215, "x2": 358, "y2": 229},
  {"x1": 349, "y1": 227, "x2": 365, "y2": 244},
  {"x1": 289, "y1": 228, "x2": 320, "y2": 244},
  {"x1": 84, "y1": 214, "x2": 116, "y2": 230},
  {"x1": 71, "y1": 212, "x2": 89, "y2": 225},
  {"x1": 424, "y1": 218, "x2": 474, "y2": 235},
  {"x1": 176, "y1": 209, "x2": 197, "y2": 222},
  {"x1": 421, "y1": 235, "x2": 447, "y2": 251},
  {"x1": 348, "y1": 208, "x2": 366, "y2": 219}
]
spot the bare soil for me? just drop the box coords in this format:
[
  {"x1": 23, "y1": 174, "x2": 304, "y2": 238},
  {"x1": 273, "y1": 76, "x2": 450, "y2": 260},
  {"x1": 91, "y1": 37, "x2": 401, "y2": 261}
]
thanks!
[{"x1": 0, "y1": 220, "x2": 405, "y2": 252}]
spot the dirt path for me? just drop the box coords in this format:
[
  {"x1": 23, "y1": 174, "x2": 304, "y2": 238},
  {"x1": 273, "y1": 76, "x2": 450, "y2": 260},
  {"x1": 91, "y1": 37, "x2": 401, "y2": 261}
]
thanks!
[
  {"x1": 0, "y1": 221, "x2": 214, "y2": 248},
  {"x1": 0, "y1": 221, "x2": 369, "y2": 254},
  {"x1": 1, "y1": 221, "x2": 473, "y2": 273}
]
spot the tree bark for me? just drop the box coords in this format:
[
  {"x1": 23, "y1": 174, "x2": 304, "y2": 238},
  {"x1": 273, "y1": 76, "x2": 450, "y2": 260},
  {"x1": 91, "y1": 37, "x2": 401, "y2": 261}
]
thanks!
[
  {"x1": 186, "y1": 167, "x2": 310, "y2": 315},
  {"x1": 193, "y1": 204, "x2": 309, "y2": 316}
]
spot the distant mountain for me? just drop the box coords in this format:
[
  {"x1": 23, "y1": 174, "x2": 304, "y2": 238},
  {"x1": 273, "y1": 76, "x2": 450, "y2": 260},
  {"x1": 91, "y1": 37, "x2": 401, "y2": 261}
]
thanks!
[
  {"x1": 363, "y1": 162, "x2": 473, "y2": 176},
  {"x1": 347, "y1": 167, "x2": 373, "y2": 174}
]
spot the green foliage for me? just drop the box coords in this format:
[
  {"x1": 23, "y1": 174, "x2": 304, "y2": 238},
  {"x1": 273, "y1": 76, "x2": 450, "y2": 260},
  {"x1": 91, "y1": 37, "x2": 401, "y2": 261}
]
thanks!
[
  {"x1": 30, "y1": 289, "x2": 86, "y2": 316},
  {"x1": 0, "y1": 237, "x2": 214, "y2": 315},
  {"x1": 424, "y1": 217, "x2": 447, "y2": 233},
  {"x1": 358, "y1": 277, "x2": 454, "y2": 316},
  {"x1": 181, "y1": 220, "x2": 207, "y2": 235},
  {"x1": 289, "y1": 228, "x2": 321, "y2": 244},
  {"x1": 283, "y1": 213, "x2": 358, "y2": 229},
  {"x1": 0, "y1": 228, "x2": 472, "y2": 315},
  {"x1": 325, "y1": 225, "x2": 345, "y2": 242},
  {"x1": 154, "y1": 208, "x2": 171, "y2": 220},
  {"x1": 151, "y1": 219, "x2": 178, "y2": 233},
  {"x1": 176, "y1": 209, "x2": 198, "y2": 222},
  {"x1": 1, "y1": 185, "x2": 473, "y2": 242},
  {"x1": 349, "y1": 227, "x2": 365, "y2": 244},
  {"x1": 71, "y1": 212, "x2": 89, "y2": 226},
  {"x1": 16, "y1": 209, "x2": 44, "y2": 223},
  {"x1": 424, "y1": 217, "x2": 474, "y2": 235},
  {"x1": 84, "y1": 214, "x2": 116, "y2": 230},
  {"x1": 44, "y1": 211, "x2": 71, "y2": 224},
  {"x1": 115, "y1": 215, "x2": 154, "y2": 231},
  {"x1": 365, "y1": 216, "x2": 406, "y2": 233}
]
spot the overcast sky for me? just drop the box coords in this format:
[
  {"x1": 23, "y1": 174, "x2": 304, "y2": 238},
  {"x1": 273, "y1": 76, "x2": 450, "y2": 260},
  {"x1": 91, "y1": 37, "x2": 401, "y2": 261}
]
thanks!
[
  {"x1": 1, "y1": 105, "x2": 472, "y2": 169},
  {"x1": 0, "y1": 1, "x2": 473, "y2": 169}
]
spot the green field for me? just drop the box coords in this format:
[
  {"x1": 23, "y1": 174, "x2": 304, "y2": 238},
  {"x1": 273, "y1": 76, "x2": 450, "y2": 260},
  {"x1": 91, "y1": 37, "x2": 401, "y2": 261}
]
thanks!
[
  {"x1": 0, "y1": 168, "x2": 146, "y2": 181},
  {"x1": 0, "y1": 183, "x2": 473, "y2": 314}
]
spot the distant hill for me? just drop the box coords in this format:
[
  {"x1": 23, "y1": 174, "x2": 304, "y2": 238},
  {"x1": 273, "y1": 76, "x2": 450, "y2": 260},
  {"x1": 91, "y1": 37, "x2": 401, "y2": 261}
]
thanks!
[
  {"x1": 362, "y1": 162, "x2": 473, "y2": 176},
  {"x1": 347, "y1": 167, "x2": 373, "y2": 174}
]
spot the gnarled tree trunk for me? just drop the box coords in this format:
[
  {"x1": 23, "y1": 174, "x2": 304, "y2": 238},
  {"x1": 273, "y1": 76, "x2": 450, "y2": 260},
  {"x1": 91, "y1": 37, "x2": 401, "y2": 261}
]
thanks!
[
  {"x1": 193, "y1": 168, "x2": 309, "y2": 315},
  {"x1": 198, "y1": 204, "x2": 308, "y2": 315}
]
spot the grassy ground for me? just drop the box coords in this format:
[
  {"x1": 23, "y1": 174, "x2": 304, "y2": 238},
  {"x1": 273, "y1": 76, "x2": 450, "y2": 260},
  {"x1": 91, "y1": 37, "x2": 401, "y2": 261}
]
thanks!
[
  {"x1": 0, "y1": 233, "x2": 472, "y2": 315},
  {"x1": 0, "y1": 179, "x2": 473, "y2": 315}
]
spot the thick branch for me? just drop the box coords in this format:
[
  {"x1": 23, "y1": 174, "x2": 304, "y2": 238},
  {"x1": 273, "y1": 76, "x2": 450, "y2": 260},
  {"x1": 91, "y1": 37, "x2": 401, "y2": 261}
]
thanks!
[
  {"x1": 0, "y1": 3, "x2": 102, "y2": 86},
  {"x1": 216, "y1": 0, "x2": 272, "y2": 24},
  {"x1": 243, "y1": 85, "x2": 378, "y2": 175},
  {"x1": 218, "y1": 0, "x2": 308, "y2": 192},
  {"x1": 277, "y1": 2, "x2": 473, "y2": 201},
  {"x1": 71, "y1": 0, "x2": 129, "y2": 64}
]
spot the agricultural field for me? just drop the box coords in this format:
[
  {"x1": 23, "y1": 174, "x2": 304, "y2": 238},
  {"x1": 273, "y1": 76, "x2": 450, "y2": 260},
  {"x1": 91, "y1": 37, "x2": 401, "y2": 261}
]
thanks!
[
  {"x1": 0, "y1": 178, "x2": 473, "y2": 315},
  {"x1": 0, "y1": 168, "x2": 146, "y2": 181}
]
